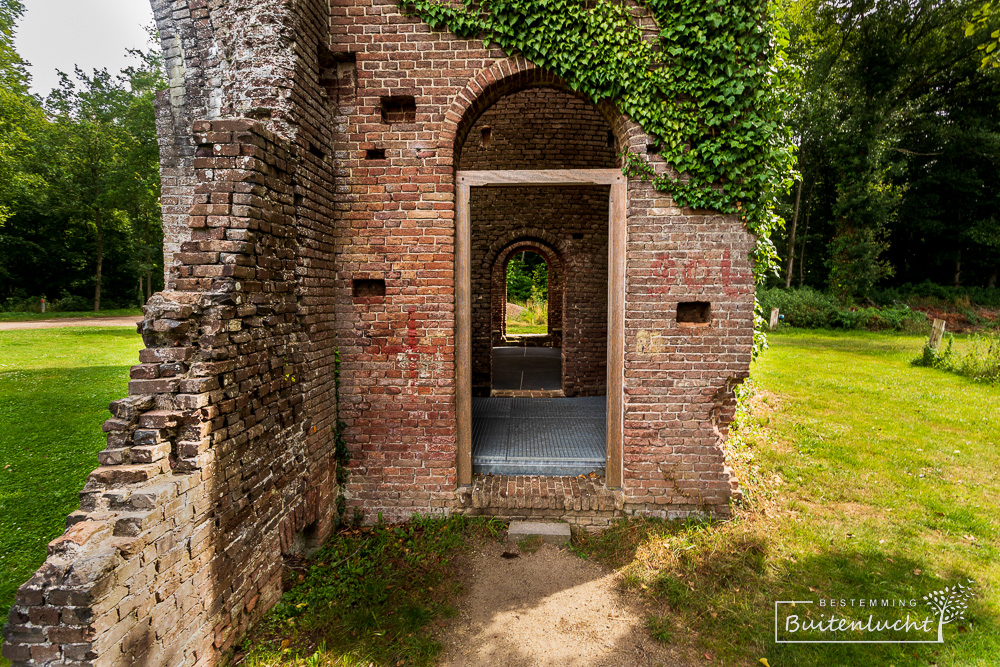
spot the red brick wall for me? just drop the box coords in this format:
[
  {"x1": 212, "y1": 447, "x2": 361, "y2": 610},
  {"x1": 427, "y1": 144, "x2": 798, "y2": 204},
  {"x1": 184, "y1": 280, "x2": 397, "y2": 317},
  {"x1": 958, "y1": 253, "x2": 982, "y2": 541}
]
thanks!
[{"x1": 457, "y1": 87, "x2": 616, "y2": 169}]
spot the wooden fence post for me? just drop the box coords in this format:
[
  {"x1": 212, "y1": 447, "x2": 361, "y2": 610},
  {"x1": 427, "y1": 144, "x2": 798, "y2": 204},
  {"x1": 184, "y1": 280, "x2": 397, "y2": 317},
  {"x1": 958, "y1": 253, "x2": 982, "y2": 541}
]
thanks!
[{"x1": 929, "y1": 318, "x2": 946, "y2": 350}]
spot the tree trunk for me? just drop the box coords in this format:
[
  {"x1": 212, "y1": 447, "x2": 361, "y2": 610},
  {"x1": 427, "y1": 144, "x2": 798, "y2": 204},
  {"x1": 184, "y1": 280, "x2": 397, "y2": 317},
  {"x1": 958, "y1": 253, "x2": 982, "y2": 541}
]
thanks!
[
  {"x1": 953, "y1": 251, "x2": 962, "y2": 288},
  {"x1": 798, "y1": 209, "x2": 812, "y2": 287},
  {"x1": 93, "y1": 207, "x2": 103, "y2": 312},
  {"x1": 988, "y1": 270, "x2": 997, "y2": 289},
  {"x1": 785, "y1": 178, "x2": 803, "y2": 288}
]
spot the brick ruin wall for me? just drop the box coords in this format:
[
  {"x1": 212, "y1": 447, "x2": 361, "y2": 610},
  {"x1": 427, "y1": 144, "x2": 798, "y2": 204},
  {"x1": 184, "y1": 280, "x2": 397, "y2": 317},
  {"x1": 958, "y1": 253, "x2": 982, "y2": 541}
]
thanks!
[
  {"x1": 3, "y1": 0, "x2": 346, "y2": 662},
  {"x1": 461, "y1": 88, "x2": 613, "y2": 396},
  {"x1": 3, "y1": 0, "x2": 757, "y2": 663}
]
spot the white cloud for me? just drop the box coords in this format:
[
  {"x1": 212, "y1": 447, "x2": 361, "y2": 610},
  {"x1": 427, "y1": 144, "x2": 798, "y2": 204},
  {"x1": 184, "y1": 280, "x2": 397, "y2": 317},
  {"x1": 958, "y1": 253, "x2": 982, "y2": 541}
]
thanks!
[{"x1": 15, "y1": 0, "x2": 156, "y2": 95}]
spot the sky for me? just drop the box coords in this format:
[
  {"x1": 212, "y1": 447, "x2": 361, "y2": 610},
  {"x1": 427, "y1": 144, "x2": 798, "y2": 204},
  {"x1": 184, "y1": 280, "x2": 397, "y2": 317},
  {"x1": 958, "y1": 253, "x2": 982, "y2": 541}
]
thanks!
[{"x1": 15, "y1": 0, "x2": 156, "y2": 96}]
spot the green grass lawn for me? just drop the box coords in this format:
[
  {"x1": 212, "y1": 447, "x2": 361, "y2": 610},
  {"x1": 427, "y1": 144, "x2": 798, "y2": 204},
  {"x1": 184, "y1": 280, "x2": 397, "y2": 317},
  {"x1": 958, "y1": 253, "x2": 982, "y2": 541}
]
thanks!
[
  {"x1": 0, "y1": 328, "x2": 142, "y2": 625},
  {"x1": 0, "y1": 309, "x2": 142, "y2": 322},
  {"x1": 2, "y1": 327, "x2": 997, "y2": 666},
  {"x1": 578, "y1": 329, "x2": 999, "y2": 665},
  {"x1": 505, "y1": 322, "x2": 547, "y2": 334}
]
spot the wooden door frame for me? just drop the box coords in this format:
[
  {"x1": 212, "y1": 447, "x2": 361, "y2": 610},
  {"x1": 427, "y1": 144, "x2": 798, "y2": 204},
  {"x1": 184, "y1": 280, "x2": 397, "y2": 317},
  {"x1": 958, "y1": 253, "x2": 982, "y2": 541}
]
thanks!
[{"x1": 455, "y1": 169, "x2": 626, "y2": 488}]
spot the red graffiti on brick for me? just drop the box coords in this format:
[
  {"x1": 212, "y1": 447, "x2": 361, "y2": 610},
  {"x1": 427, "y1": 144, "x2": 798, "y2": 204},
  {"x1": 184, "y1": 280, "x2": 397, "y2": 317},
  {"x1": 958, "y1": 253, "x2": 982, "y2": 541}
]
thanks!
[{"x1": 649, "y1": 250, "x2": 738, "y2": 294}]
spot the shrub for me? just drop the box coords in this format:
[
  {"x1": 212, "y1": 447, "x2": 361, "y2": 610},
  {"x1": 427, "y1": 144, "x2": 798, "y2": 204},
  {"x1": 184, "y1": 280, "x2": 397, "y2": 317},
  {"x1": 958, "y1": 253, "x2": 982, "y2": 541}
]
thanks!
[
  {"x1": 758, "y1": 286, "x2": 837, "y2": 329},
  {"x1": 758, "y1": 287, "x2": 924, "y2": 331},
  {"x1": 0, "y1": 295, "x2": 42, "y2": 313},
  {"x1": 913, "y1": 334, "x2": 1000, "y2": 385},
  {"x1": 508, "y1": 298, "x2": 548, "y2": 326},
  {"x1": 873, "y1": 282, "x2": 1000, "y2": 310},
  {"x1": 53, "y1": 294, "x2": 91, "y2": 312}
]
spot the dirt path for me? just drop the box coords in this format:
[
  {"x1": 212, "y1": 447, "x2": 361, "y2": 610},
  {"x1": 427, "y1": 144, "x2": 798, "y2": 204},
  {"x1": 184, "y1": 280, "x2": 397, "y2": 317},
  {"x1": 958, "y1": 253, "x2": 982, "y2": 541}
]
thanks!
[
  {"x1": 0, "y1": 316, "x2": 141, "y2": 331},
  {"x1": 437, "y1": 540, "x2": 697, "y2": 667}
]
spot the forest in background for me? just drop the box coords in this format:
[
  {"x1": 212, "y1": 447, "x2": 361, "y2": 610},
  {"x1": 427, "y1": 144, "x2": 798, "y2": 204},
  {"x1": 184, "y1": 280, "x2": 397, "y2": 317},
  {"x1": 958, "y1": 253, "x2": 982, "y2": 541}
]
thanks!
[
  {"x1": 776, "y1": 0, "x2": 1000, "y2": 300},
  {"x1": 1, "y1": 0, "x2": 999, "y2": 314},
  {"x1": 0, "y1": 0, "x2": 163, "y2": 312}
]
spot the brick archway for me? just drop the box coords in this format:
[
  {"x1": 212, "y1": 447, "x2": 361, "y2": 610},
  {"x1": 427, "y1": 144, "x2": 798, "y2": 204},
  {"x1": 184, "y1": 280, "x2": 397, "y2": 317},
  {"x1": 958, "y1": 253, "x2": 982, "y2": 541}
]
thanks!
[
  {"x1": 439, "y1": 57, "x2": 635, "y2": 166},
  {"x1": 490, "y1": 238, "x2": 564, "y2": 345}
]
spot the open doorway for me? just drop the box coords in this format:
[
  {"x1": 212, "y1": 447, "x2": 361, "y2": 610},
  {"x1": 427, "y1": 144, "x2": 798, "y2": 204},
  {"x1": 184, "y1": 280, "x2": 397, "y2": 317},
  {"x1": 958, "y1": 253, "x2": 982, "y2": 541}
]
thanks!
[
  {"x1": 454, "y1": 86, "x2": 626, "y2": 486},
  {"x1": 504, "y1": 250, "x2": 549, "y2": 338},
  {"x1": 464, "y1": 179, "x2": 615, "y2": 478},
  {"x1": 495, "y1": 249, "x2": 561, "y2": 393},
  {"x1": 492, "y1": 248, "x2": 561, "y2": 393}
]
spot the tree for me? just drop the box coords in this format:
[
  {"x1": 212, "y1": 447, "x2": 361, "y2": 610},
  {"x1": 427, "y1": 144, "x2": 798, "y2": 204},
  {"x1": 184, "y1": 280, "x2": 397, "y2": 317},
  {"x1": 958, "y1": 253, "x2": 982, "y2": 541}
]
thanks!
[
  {"x1": 45, "y1": 69, "x2": 132, "y2": 311},
  {"x1": 0, "y1": 0, "x2": 42, "y2": 226},
  {"x1": 506, "y1": 252, "x2": 547, "y2": 303},
  {"x1": 0, "y1": 11, "x2": 165, "y2": 311},
  {"x1": 118, "y1": 48, "x2": 166, "y2": 301},
  {"x1": 782, "y1": 0, "x2": 1000, "y2": 296},
  {"x1": 965, "y1": 2, "x2": 1000, "y2": 68},
  {"x1": 37, "y1": 49, "x2": 165, "y2": 311}
]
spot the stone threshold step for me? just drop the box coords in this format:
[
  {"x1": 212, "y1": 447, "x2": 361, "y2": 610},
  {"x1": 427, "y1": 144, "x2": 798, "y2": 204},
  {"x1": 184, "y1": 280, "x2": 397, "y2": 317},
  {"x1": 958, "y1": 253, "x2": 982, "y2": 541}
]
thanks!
[
  {"x1": 508, "y1": 520, "x2": 571, "y2": 545},
  {"x1": 473, "y1": 461, "x2": 605, "y2": 477}
]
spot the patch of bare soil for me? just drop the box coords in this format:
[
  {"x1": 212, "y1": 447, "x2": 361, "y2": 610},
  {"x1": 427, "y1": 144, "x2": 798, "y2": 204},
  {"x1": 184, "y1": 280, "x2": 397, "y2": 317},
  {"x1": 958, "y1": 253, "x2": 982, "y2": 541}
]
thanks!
[
  {"x1": 436, "y1": 540, "x2": 698, "y2": 667},
  {"x1": 914, "y1": 306, "x2": 999, "y2": 333}
]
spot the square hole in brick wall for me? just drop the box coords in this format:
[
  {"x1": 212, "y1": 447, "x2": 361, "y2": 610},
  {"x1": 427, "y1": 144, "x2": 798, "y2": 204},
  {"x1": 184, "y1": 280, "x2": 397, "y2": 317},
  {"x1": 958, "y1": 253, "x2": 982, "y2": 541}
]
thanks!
[
  {"x1": 380, "y1": 96, "x2": 416, "y2": 124},
  {"x1": 352, "y1": 278, "x2": 386, "y2": 298},
  {"x1": 677, "y1": 301, "x2": 711, "y2": 325},
  {"x1": 365, "y1": 148, "x2": 386, "y2": 160}
]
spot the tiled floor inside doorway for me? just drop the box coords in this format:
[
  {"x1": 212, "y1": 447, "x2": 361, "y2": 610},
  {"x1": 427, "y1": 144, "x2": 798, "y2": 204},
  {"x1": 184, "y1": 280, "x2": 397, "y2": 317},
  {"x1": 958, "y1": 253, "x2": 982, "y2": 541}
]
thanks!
[{"x1": 473, "y1": 347, "x2": 606, "y2": 476}]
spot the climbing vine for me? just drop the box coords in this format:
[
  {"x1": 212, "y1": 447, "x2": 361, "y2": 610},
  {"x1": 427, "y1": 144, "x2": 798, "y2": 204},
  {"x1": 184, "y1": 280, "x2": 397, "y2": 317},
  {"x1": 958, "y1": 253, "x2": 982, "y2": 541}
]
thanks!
[{"x1": 400, "y1": 0, "x2": 797, "y2": 348}]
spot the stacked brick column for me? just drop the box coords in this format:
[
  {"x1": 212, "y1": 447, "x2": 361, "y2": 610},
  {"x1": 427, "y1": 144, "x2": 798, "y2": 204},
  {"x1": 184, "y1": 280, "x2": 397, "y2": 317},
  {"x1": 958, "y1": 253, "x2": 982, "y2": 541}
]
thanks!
[{"x1": 3, "y1": 122, "x2": 340, "y2": 665}]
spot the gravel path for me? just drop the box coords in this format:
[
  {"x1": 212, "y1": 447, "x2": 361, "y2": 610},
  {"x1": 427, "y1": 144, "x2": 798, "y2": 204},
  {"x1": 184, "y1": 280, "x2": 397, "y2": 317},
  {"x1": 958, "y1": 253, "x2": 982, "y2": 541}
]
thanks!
[
  {"x1": 437, "y1": 540, "x2": 697, "y2": 667},
  {"x1": 0, "y1": 316, "x2": 142, "y2": 331}
]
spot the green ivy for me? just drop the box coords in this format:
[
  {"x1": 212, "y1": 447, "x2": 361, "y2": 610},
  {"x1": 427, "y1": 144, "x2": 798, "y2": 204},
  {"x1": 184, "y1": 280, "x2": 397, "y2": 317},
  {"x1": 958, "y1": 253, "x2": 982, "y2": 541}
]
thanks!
[{"x1": 400, "y1": 0, "x2": 797, "y2": 351}]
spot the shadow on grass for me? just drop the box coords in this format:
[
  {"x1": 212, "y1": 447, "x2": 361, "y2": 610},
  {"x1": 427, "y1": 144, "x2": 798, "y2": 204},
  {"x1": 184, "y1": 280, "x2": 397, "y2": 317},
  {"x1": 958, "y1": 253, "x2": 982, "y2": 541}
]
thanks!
[{"x1": 575, "y1": 516, "x2": 996, "y2": 666}]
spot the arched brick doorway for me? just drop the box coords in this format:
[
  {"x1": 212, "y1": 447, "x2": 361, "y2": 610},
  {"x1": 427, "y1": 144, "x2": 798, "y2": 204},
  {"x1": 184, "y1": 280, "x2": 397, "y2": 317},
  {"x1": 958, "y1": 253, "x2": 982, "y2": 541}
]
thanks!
[
  {"x1": 451, "y1": 72, "x2": 626, "y2": 484},
  {"x1": 481, "y1": 238, "x2": 565, "y2": 391}
]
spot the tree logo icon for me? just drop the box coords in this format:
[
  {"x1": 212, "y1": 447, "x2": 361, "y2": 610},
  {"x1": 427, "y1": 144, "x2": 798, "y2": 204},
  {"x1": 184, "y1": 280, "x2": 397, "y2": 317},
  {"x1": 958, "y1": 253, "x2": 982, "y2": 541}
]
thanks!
[{"x1": 924, "y1": 578, "x2": 976, "y2": 643}]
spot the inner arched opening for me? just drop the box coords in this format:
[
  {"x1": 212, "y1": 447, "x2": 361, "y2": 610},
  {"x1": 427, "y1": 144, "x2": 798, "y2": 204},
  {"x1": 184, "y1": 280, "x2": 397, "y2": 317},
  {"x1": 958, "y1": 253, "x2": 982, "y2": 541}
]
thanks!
[
  {"x1": 505, "y1": 250, "x2": 549, "y2": 337},
  {"x1": 463, "y1": 84, "x2": 614, "y2": 477},
  {"x1": 490, "y1": 245, "x2": 562, "y2": 393}
]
